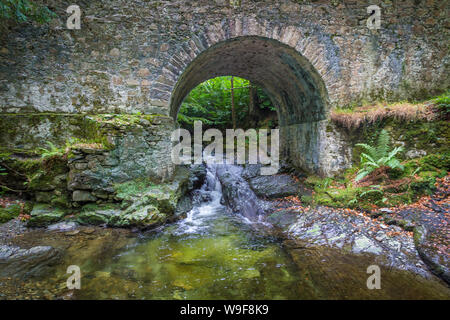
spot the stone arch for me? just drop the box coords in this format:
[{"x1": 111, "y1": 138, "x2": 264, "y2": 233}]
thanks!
[
  {"x1": 165, "y1": 20, "x2": 348, "y2": 175},
  {"x1": 169, "y1": 36, "x2": 329, "y2": 127}
]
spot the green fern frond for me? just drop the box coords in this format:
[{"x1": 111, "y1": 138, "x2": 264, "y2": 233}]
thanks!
[
  {"x1": 355, "y1": 129, "x2": 404, "y2": 182},
  {"x1": 375, "y1": 129, "x2": 390, "y2": 158},
  {"x1": 355, "y1": 143, "x2": 377, "y2": 159}
]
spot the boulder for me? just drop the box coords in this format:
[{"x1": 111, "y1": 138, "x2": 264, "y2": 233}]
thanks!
[
  {"x1": 109, "y1": 166, "x2": 191, "y2": 228},
  {"x1": 0, "y1": 245, "x2": 61, "y2": 278},
  {"x1": 77, "y1": 204, "x2": 121, "y2": 225},
  {"x1": 111, "y1": 204, "x2": 165, "y2": 228},
  {"x1": 414, "y1": 225, "x2": 450, "y2": 285},
  {"x1": 188, "y1": 164, "x2": 207, "y2": 190},
  {"x1": 248, "y1": 174, "x2": 306, "y2": 199},
  {"x1": 175, "y1": 194, "x2": 193, "y2": 218},
  {"x1": 27, "y1": 204, "x2": 67, "y2": 227}
]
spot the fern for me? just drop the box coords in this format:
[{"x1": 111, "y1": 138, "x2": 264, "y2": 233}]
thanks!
[
  {"x1": 39, "y1": 141, "x2": 64, "y2": 159},
  {"x1": 375, "y1": 129, "x2": 390, "y2": 159},
  {"x1": 355, "y1": 129, "x2": 404, "y2": 181}
]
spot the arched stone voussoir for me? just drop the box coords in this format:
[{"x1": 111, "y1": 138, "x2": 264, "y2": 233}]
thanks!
[{"x1": 167, "y1": 33, "x2": 343, "y2": 175}]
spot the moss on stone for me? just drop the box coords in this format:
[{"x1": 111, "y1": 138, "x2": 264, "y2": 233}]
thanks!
[
  {"x1": 76, "y1": 204, "x2": 119, "y2": 226},
  {"x1": 110, "y1": 204, "x2": 164, "y2": 228},
  {"x1": 114, "y1": 178, "x2": 155, "y2": 201},
  {"x1": 0, "y1": 203, "x2": 22, "y2": 223},
  {"x1": 27, "y1": 203, "x2": 67, "y2": 227}
]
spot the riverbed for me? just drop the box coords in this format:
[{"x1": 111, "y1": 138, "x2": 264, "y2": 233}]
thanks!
[{"x1": 0, "y1": 165, "x2": 449, "y2": 300}]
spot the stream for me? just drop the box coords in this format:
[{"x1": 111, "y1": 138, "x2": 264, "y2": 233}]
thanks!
[{"x1": 0, "y1": 163, "x2": 449, "y2": 300}]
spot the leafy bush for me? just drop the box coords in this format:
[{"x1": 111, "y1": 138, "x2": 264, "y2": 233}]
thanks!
[{"x1": 355, "y1": 129, "x2": 404, "y2": 181}]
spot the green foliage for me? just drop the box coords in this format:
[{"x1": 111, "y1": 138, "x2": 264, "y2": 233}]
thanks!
[
  {"x1": 418, "y1": 153, "x2": 450, "y2": 171},
  {"x1": 39, "y1": 141, "x2": 64, "y2": 159},
  {"x1": 355, "y1": 129, "x2": 404, "y2": 181},
  {"x1": 433, "y1": 90, "x2": 450, "y2": 115},
  {"x1": 0, "y1": 165, "x2": 7, "y2": 176},
  {"x1": 0, "y1": 0, "x2": 56, "y2": 24},
  {"x1": 177, "y1": 76, "x2": 274, "y2": 131}
]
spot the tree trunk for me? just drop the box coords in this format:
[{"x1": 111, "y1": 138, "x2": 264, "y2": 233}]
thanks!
[
  {"x1": 249, "y1": 83, "x2": 255, "y2": 117},
  {"x1": 231, "y1": 76, "x2": 236, "y2": 129}
]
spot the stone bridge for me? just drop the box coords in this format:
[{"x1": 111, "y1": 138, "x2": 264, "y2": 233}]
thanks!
[{"x1": 0, "y1": 0, "x2": 448, "y2": 179}]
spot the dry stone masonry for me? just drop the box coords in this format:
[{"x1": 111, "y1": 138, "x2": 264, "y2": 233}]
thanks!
[{"x1": 0, "y1": 0, "x2": 448, "y2": 176}]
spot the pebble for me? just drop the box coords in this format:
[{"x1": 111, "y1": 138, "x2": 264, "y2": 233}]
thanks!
[{"x1": 65, "y1": 230, "x2": 80, "y2": 236}]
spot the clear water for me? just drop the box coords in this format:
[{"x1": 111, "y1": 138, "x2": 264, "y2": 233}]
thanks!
[
  {"x1": 1, "y1": 165, "x2": 449, "y2": 300},
  {"x1": 74, "y1": 166, "x2": 305, "y2": 299}
]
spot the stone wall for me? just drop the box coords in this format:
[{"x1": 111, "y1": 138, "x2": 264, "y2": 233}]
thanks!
[
  {"x1": 0, "y1": 0, "x2": 447, "y2": 115},
  {"x1": 0, "y1": 0, "x2": 448, "y2": 176},
  {"x1": 0, "y1": 114, "x2": 175, "y2": 208},
  {"x1": 67, "y1": 115, "x2": 175, "y2": 202}
]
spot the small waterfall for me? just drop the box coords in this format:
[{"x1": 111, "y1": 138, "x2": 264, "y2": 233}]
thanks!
[
  {"x1": 174, "y1": 161, "x2": 269, "y2": 236},
  {"x1": 174, "y1": 163, "x2": 224, "y2": 236}
]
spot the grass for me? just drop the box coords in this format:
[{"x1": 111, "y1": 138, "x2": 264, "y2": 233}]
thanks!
[{"x1": 331, "y1": 100, "x2": 440, "y2": 130}]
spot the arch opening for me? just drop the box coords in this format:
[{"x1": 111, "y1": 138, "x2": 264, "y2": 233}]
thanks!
[
  {"x1": 169, "y1": 36, "x2": 331, "y2": 174},
  {"x1": 177, "y1": 75, "x2": 278, "y2": 132}
]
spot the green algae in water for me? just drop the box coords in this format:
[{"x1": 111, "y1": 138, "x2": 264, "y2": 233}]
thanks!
[{"x1": 72, "y1": 212, "x2": 304, "y2": 300}]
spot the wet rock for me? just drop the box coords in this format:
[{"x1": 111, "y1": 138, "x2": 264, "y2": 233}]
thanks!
[
  {"x1": 392, "y1": 200, "x2": 449, "y2": 284},
  {"x1": 72, "y1": 190, "x2": 97, "y2": 202},
  {"x1": 0, "y1": 245, "x2": 61, "y2": 278},
  {"x1": 284, "y1": 206, "x2": 431, "y2": 278},
  {"x1": 47, "y1": 221, "x2": 78, "y2": 232},
  {"x1": 188, "y1": 164, "x2": 207, "y2": 191},
  {"x1": 414, "y1": 225, "x2": 450, "y2": 285},
  {"x1": 65, "y1": 230, "x2": 80, "y2": 236},
  {"x1": 248, "y1": 174, "x2": 306, "y2": 199},
  {"x1": 241, "y1": 164, "x2": 262, "y2": 180},
  {"x1": 175, "y1": 195, "x2": 193, "y2": 218},
  {"x1": 266, "y1": 209, "x2": 299, "y2": 229},
  {"x1": 27, "y1": 204, "x2": 67, "y2": 227},
  {"x1": 82, "y1": 227, "x2": 95, "y2": 234},
  {"x1": 111, "y1": 204, "x2": 165, "y2": 228},
  {"x1": 115, "y1": 166, "x2": 190, "y2": 214},
  {"x1": 352, "y1": 235, "x2": 383, "y2": 255},
  {"x1": 77, "y1": 204, "x2": 121, "y2": 226},
  {"x1": 216, "y1": 165, "x2": 266, "y2": 220}
]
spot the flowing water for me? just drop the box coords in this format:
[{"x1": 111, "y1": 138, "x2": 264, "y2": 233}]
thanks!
[
  {"x1": 73, "y1": 165, "x2": 305, "y2": 299},
  {"x1": 1, "y1": 164, "x2": 449, "y2": 300}
]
